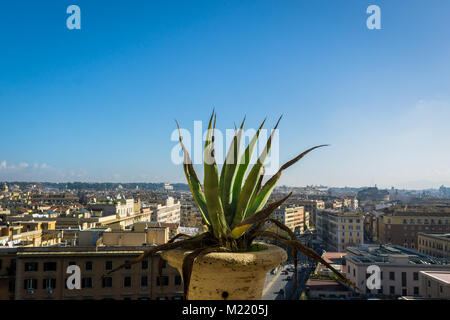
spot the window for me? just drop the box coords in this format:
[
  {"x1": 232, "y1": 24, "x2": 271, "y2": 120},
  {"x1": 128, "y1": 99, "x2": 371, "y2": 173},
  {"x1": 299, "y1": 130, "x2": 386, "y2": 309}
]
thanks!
[
  {"x1": 82, "y1": 277, "x2": 92, "y2": 288},
  {"x1": 141, "y1": 260, "x2": 148, "y2": 270},
  {"x1": 85, "y1": 261, "x2": 93, "y2": 271},
  {"x1": 105, "y1": 261, "x2": 113, "y2": 270},
  {"x1": 389, "y1": 286, "x2": 395, "y2": 295},
  {"x1": 24, "y1": 279, "x2": 38, "y2": 290},
  {"x1": 401, "y1": 272, "x2": 407, "y2": 287},
  {"x1": 43, "y1": 278, "x2": 56, "y2": 289},
  {"x1": 389, "y1": 272, "x2": 395, "y2": 281},
  {"x1": 402, "y1": 288, "x2": 407, "y2": 296},
  {"x1": 43, "y1": 262, "x2": 57, "y2": 271},
  {"x1": 24, "y1": 262, "x2": 38, "y2": 272},
  {"x1": 413, "y1": 272, "x2": 419, "y2": 281},
  {"x1": 161, "y1": 260, "x2": 167, "y2": 268},
  {"x1": 141, "y1": 276, "x2": 148, "y2": 287},
  {"x1": 125, "y1": 260, "x2": 131, "y2": 270},
  {"x1": 175, "y1": 275, "x2": 182, "y2": 286},
  {"x1": 102, "y1": 277, "x2": 113, "y2": 288},
  {"x1": 380, "y1": 272, "x2": 383, "y2": 280},
  {"x1": 123, "y1": 276, "x2": 132, "y2": 287},
  {"x1": 414, "y1": 287, "x2": 419, "y2": 295},
  {"x1": 0, "y1": 259, "x2": 2, "y2": 270},
  {"x1": 9, "y1": 279, "x2": 15, "y2": 293},
  {"x1": 157, "y1": 276, "x2": 169, "y2": 286}
]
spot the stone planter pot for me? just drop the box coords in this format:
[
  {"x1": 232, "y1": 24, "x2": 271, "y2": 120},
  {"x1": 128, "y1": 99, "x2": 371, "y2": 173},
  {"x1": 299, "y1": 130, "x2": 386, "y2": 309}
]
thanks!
[{"x1": 161, "y1": 243, "x2": 287, "y2": 300}]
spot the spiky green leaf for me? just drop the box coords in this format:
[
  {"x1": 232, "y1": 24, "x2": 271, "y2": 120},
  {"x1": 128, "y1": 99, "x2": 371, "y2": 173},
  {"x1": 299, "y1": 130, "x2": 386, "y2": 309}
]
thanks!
[
  {"x1": 204, "y1": 111, "x2": 230, "y2": 238},
  {"x1": 220, "y1": 117, "x2": 245, "y2": 225},
  {"x1": 232, "y1": 116, "x2": 282, "y2": 228}
]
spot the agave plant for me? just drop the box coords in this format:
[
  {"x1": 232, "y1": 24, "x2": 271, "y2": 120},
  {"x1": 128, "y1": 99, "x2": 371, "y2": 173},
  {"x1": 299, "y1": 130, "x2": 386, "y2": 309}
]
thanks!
[{"x1": 105, "y1": 111, "x2": 358, "y2": 296}]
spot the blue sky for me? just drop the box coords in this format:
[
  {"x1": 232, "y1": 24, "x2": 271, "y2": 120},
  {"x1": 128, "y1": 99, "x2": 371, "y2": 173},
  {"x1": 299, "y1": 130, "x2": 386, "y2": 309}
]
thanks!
[{"x1": 1, "y1": 0, "x2": 450, "y2": 189}]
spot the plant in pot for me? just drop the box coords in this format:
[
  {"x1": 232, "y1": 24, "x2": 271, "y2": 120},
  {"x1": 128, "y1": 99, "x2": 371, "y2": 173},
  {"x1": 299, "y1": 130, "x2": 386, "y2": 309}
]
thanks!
[{"x1": 106, "y1": 111, "x2": 356, "y2": 300}]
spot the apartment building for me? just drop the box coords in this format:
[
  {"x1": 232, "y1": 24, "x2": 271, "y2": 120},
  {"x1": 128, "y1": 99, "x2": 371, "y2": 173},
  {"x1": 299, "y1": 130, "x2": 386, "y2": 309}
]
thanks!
[
  {"x1": 418, "y1": 233, "x2": 450, "y2": 258},
  {"x1": 375, "y1": 206, "x2": 450, "y2": 250},
  {"x1": 102, "y1": 225, "x2": 169, "y2": 246},
  {"x1": 0, "y1": 245, "x2": 183, "y2": 300},
  {"x1": 150, "y1": 197, "x2": 181, "y2": 225},
  {"x1": 316, "y1": 210, "x2": 364, "y2": 251},
  {"x1": 344, "y1": 244, "x2": 450, "y2": 297},
  {"x1": 420, "y1": 271, "x2": 450, "y2": 299},
  {"x1": 88, "y1": 198, "x2": 135, "y2": 219},
  {"x1": 0, "y1": 221, "x2": 62, "y2": 247},
  {"x1": 272, "y1": 205, "x2": 308, "y2": 233},
  {"x1": 294, "y1": 200, "x2": 325, "y2": 227}
]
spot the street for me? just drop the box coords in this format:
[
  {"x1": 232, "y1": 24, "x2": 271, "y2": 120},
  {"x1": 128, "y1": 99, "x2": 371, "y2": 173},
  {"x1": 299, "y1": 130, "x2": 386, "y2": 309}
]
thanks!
[{"x1": 262, "y1": 261, "x2": 315, "y2": 300}]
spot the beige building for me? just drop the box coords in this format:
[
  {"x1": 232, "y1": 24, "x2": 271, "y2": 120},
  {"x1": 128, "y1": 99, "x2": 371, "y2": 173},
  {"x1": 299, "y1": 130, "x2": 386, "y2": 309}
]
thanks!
[
  {"x1": 344, "y1": 244, "x2": 450, "y2": 297},
  {"x1": 294, "y1": 200, "x2": 324, "y2": 227},
  {"x1": 102, "y1": 225, "x2": 169, "y2": 246},
  {"x1": 420, "y1": 271, "x2": 450, "y2": 299},
  {"x1": 0, "y1": 245, "x2": 183, "y2": 300},
  {"x1": 316, "y1": 210, "x2": 364, "y2": 251},
  {"x1": 0, "y1": 221, "x2": 62, "y2": 247},
  {"x1": 272, "y1": 205, "x2": 308, "y2": 234},
  {"x1": 418, "y1": 233, "x2": 450, "y2": 258},
  {"x1": 375, "y1": 206, "x2": 450, "y2": 250},
  {"x1": 150, "y1": 197, "x2": 181, "y2": 225}
]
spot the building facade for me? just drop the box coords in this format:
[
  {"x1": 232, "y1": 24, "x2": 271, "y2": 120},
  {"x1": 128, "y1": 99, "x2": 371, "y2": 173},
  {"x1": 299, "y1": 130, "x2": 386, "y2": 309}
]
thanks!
[
  {"x1": 376, "y1": 206, "x2": 450, "y2": 250},
  {"x1": 295, "y1": 200, "x2": 325, "y2": 228},
  {"x1": 418, "y1": 233, "x2": 450, "y2": 258},
  {"x1": 150, "y1": 197, "x2": 181, "y2": 225},
  {"x1": 316, "y1": 210, "x2": 364, "y2": 251},
  {"x1": 420, "y1": 271, "x2": 450, "y2": 299},
  {"x1": 272, "y1": 205, "x2": 308, "y2": 234},
  {"x1": 0, "y1": 246, "x2": 183, "y2": 300}
]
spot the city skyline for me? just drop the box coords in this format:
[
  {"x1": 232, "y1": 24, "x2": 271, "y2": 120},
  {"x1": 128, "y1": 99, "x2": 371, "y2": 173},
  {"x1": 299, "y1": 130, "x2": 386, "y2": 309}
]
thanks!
[{"x1": 1, "y1": 1, "x2": 450, "y2": 189}]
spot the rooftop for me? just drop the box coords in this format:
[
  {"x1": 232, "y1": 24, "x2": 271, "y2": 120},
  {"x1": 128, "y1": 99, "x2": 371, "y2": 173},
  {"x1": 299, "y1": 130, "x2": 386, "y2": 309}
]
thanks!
[
  {"x1": 381, "y1": 205, "x2": 450, "y2": 217},
  {"x1": 418, "y1": 232, "x2": 450, "y2": 240},
  {"x1": 420, "y1": 271, "x2": 450, "y2": 285},
  {"x1": 345, "y1": 244, "x2": 449, "y2": 266}
]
